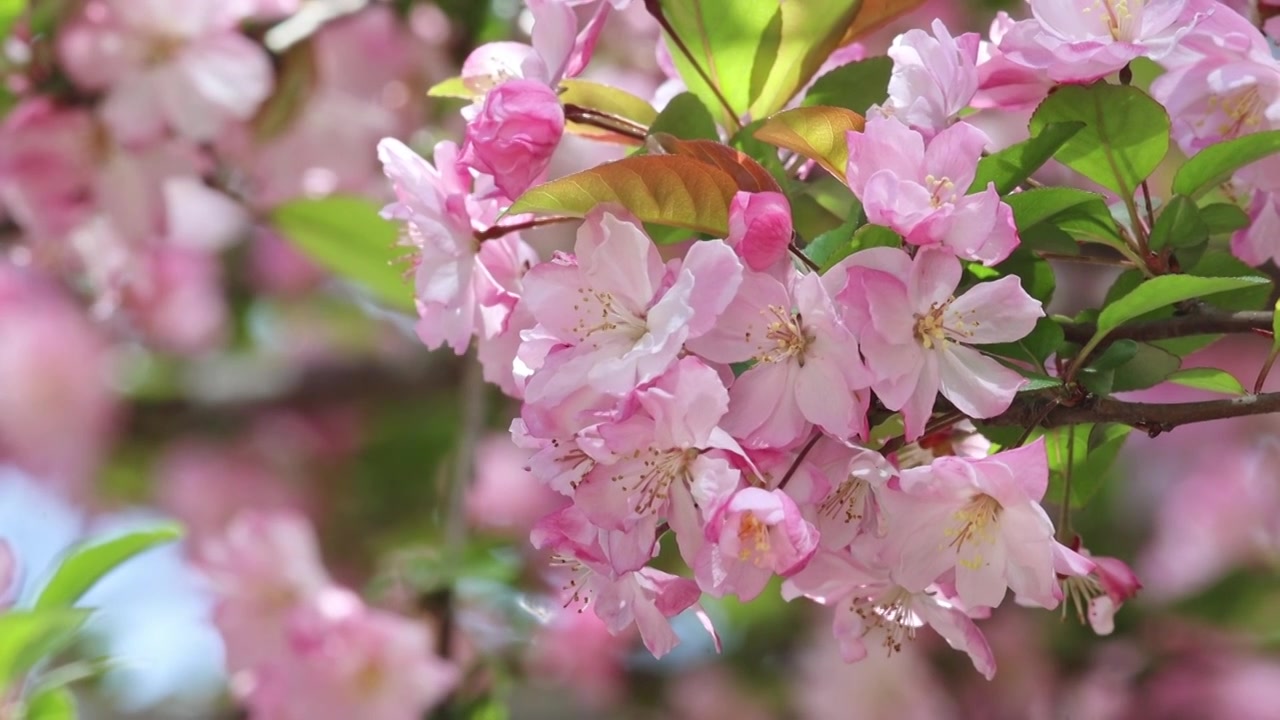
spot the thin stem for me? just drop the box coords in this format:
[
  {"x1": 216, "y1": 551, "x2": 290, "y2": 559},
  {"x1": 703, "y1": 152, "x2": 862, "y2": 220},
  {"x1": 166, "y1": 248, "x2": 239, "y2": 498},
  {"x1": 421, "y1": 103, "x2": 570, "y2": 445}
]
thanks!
[
  {"x1": 1037, "y1": 252, "x2": 1136, "y2": 268},
  {"x1": 1057, "y1": 426, "x2": 1075, "y2": 541},
  {"x1": 439, "y1": 353, "x2": 486, "y2": 659},
  {"x1": 1140, "y1": 180, "x2": 1157, "y2": 231},
  {"x1": 475, "y1": 215, "x2": 577, "y2": 242},
  {"x1": 777, "y1": 432, "x2": 823, "y2": 491},
  {"x1": 1256, "y1": 347, "x2": 1280, "y2": 394},
  {"x1": 563, "y1": 104, "x2": 649, "y2": 142},
  {"x1": 790, "y1": 242, "x2": 821, "y2": 272}
]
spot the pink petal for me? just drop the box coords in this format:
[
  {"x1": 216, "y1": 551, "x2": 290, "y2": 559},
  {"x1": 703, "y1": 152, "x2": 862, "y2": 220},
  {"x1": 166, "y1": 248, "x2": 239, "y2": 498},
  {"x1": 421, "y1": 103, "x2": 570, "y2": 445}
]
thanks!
[{"x1": 936, "y1": 344, "x2": 1024, "y2": 419}]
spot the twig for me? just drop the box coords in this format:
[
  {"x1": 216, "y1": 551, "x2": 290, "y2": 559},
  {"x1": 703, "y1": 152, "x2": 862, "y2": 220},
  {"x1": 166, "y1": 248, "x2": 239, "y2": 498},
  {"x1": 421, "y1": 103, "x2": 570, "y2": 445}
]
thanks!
[
  {"x1": 776, "y1": 432, "x2": 823, "y2": 490},
  {"x1": 790, "y1": 242, "x2": 821, "y2": 272},
  {"x1": 984, "y1": 391, "x2": 1280, "y2": 434},
  {"x1": 563, "y1": 104, "x2": 649, "y2": 142},
  {"x1": 1059, "y1": 310, "x2": 1274, "y2": 346},
  {"x1": 475, "y1": 215, "x2": 578, "y2": 242}
]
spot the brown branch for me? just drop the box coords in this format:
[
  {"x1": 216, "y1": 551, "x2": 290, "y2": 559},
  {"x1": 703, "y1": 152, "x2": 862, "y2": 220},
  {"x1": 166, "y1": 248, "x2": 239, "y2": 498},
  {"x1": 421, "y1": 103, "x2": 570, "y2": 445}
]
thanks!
[
  {"x1": 983, "y1": 391, "x2": 1280, "y2": 434},
  {"x1": 1059, "y1": 310, "x2": 1273, "y2": 345},
  {"x1": 563, "y1": 104, "x2": 648, "y2": 142}
]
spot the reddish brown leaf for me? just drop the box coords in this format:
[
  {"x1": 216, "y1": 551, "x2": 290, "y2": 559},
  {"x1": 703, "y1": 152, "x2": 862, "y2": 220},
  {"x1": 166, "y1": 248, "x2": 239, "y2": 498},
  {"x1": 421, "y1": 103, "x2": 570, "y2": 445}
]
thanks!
[
  {"x1": 652, "y1": 134, "x2": 782, "y2": 193},
  {"x1": 838, "y1": 0, "x2": 928, "y2": 46}
]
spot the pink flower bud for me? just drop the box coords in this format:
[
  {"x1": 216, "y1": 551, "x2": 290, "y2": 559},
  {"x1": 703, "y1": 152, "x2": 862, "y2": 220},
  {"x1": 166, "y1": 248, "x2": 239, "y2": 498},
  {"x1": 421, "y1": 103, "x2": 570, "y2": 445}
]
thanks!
[
  {"x1": 461, "y1": 79, "x2": 565, "y2": 200},
  {"x1": 727, "y1": 191, "x2": 792, "y2": 274}
]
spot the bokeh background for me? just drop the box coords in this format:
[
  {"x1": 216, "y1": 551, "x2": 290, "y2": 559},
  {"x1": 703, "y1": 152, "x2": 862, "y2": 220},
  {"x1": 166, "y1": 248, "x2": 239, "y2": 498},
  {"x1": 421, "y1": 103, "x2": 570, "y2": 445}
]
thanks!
[{"x1": 3, "y1": 0, "x2": 1280, "y2": 718}]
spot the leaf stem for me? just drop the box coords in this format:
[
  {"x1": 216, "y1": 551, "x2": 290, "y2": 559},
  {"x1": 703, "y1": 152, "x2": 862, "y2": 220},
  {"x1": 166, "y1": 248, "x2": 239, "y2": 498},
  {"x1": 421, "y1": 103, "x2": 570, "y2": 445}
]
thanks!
[
  {"x1": 563, "y1": 103, "x2": 649, "y2": 142},
  {"x1": 475, "y1": 215, "x2": 578, "y2": 242},
  {"x1": 642, "y1": 0, "x2": 743, "y2": 131}
]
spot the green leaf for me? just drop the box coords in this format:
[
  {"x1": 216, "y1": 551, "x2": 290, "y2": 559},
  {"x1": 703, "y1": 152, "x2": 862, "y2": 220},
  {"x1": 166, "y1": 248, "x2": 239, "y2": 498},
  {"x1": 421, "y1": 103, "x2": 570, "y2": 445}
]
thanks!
[
  {"x1": 731, "y1": 119, "x2": 793, "y2": 189},
  {"x1": 656, "y1": 0, "x2": 866, "y2": 126},
  {"x1": 1004, "y1": 188, "x2": 1110, "y2": 231},
  {"x1": 970, "y1": 122, "x2": 1083, "y2": 194},
  {"x1": 754, "y1": 105, "x2": 865, "y2": 179},
  {"x1": 426, "y1": 75, "x2": 475, "y2": 100},
  {"x1": 1001, "y1": 249, "x2": 1056, "y2": 305},
  {"x1": 801, "y1": 56, "x2": 893, "y2": 114},
  {"x1": 1172, "y1": 129, "x2": 1280, "y2": 199},
  {"x1": 1044, "y1": 424, "x2": 1131, "y2": 509},
  {"x1": 805, "y1": 214, "x2": 861, "y2": 272},
  {"x1": 0, "y1": 610, "x2": 90, "y2": 691},
  {"x1": 508, "y1": 155, "x2": 741, "y2": 235},
  {"x1": 850, "y1": 223, "x2": 902, "y2": 252},
  {"x1": 1096, "y1": 275, "x2": 1269, "y2": 338},
  {"x1": 25, "y1": 687, "x2": 77, "y2": 719},
  {"x1": 271, "y1": 196, "x2": 414, "y2": 312},
  {"x1": 1199, "y1": 202, "x2": 1250, "y2": 235},
  {"x1": 0, "y1": 0, "x2": 25, "y2": 41},
  {"x1": 35, "y1": 524, "x2": 183, "y2": 610},
  {"x1": 1030, "y1": 83, "x2": 1170, "y2": 196},
  {"x1": 1149, "y1": 194, "x2": 1208, "y2": 251},
  {"x1": 1018, "y1": 374, "x2": 1066, "y2": 392},
  {"x1": 1088, "y1": 339, "x2": 1140, "y2": 371},
  {"x1": 648, "y1": 92, "x2": 718, "y2": 141},
  {"x1": 1167, "y1": 368, "x2": 1248, "y2": 395},
  {"x1": 1186, "y1": 252, "x2": 1273, "y2": 312},
  {"x1": 1110, "y1": 342, "x2": 1182, "y2": 392}
]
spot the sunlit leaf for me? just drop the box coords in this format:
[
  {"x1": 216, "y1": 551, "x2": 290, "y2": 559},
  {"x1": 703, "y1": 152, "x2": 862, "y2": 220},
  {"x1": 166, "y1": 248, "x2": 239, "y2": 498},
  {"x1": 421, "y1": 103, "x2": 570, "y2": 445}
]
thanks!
[
  {"x1": 802, "y1": 56, "x2": 892, "y2": 114},
  {"x1": 652, "y1": 135, "x2": 782, "y2": 193},
  {"x1": 1172, "y1": 129, "x2": 1280, "y2": 199},
  {"x1": 427, "y1": 75, "x2": 475, "y2": 100},
  {"x1": 35, "y1": 524, "x2": 182, "y2": 610},
  {"x1": 1167, "y1": 368, "x2": 1249, "y2": 395},
  {"x1": 648, "y1": 92, "x2": 719, "y2": 141},
  {"x1": 508, "y1": 155, "x2": 741, "y2": 235},
  {"x1": 1030, "y1": 83, "x2": 1170, "y2": 196},
  {"x1": 746, "y1": 0, "x2": 866, "y2": 119},
  {"x1": 0, "y1": 610, "x2": 90, "y2": 692},
  {"x1": 754, "y1": 105, "x2": 865, "y2": 179},
  {"x1": 561, "y1": 79, "x2": 657, "y2": 143},
  {"x1": 970, "y1": 122, "x2": 1083, "y2": 194},
  {"x1": 271, "y1": 196, "x2": 415, "y2": 312},
  {"x1": 836, "y1": 0, "x2": 928, "y2": 45}
]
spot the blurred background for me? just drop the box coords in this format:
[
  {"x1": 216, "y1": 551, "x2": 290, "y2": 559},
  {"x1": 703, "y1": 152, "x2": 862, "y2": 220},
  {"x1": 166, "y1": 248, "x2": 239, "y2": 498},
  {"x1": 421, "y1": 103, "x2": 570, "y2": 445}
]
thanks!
[{"x1": 2, "y1": 0, "x2": 1280, "y2": 718}]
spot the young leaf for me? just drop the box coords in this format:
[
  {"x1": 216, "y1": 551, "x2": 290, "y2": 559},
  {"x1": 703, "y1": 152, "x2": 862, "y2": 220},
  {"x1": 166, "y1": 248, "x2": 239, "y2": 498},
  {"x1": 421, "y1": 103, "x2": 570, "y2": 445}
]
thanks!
[
  {"x1": 1110, "y1": 342, "x2": 1182, "y2": 392},
  {"x1": 1095, "y1": 275, "x2": 1269, "y2": 339},
  {"x1": 271, "y1": 196, "x2": 414, "y2": 312},
  {"x1": 1199, "y1": 202, "x2": 1250, "y2": 235},
  {"x1": 746, "y1": 0, "x2": 867, "y2": 119},
  {"x1": 1003, "y1": 188, "x2": 1110, "y2": 231},
  {"x1": 0, "y1": 610, "x2": 91, "y2": 691},
  {"x1": 801, "y1": 56, "x2": 893, "y2": 114},
  {"x1": 651, "y1": 135, "x2": 782, "y2": 193},
  {"x1": 1149, "y1": 194, "x2": 1208, "y2": 250},
  {"x1": 35, "y1": 524, "x2": 183, "y2": 610},
  {"x1": 805, "y1": 214, "x2": 861, "y2": 272},
  {"x1": 507, "y1": 155, "x2": 741, "y2": 235},
  {"x1": 1167, "y1": 368, "x2": 1248, "y2": 395},
  {"x1": 648, "y1": 0, "x2": 898, "y2": 126},
  {"x1": 648, "y1": 92, "x2": 719, "y2": 141},
  {"x1": 560, "y1": 79, "x2": 659, "y2": 127},
  {"x1": 753, "y1": 105, "x2": 865, "y2": 179},
  {"x1": 1088, "y1": 339, "x2": 1140, "y2": 371},
  {"x1": 1172, "y1": 129, "x2": 1280, "y2": 199},
  {"x1": 1030, "y1": 83, "x2": 1170, "y2": 196},
  {"x1": 836, "y1": 0, "x2": 928, "y2": 45},
  {"x1": 426, "y1": 75, "x2": 475, "y2": 100},
  {"x1": 969, "y1": 121, "x2": 1084, "y2": 194},
  {"x1": 1045, "y1": 424, "x2": 1131, "y2": 509},
  {"x1": 25, "y1": 687, "x2": 77, "y2": 719}
]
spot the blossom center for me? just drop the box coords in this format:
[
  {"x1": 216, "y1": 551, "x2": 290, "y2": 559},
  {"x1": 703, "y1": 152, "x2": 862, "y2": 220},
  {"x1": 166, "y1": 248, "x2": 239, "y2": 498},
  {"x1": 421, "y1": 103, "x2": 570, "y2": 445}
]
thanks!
[
  {"x1": 574, "y1": 287, "x2": 647, "y2": 345},
  {"x1": 616, "y1": 447, "x2": 697, "y2": 515},
  {"x1": 551, "y1": 554, "x2": 595, "y2": 610},
  {"x1": 945, "y1": 493, "x2": 1003, "y2": 566},
  {"x1": 924, "y1": 174, "x2": 958, "y2": 207},
  {"x1": 144, "y1": 35, "x2": 186, "y2": 67},
  {"x1": 914, "y1": 297, "x2": 979, "y2": 349},
  {"x1": 755, "y1": 305, "x2": 814, "y2": 365},
  {"x1": 819, "y1": 475, "x2": 869, "y2": 524},
  {"x1": 1206, "y1": 85, "x2": 1266, "y2": 139},
  {"x1": 1085, "y1": 0, "x2": 1139, "y2": 41},
  {"x1": 850, "y1": 587, "x2": 921, "y2": 655},
  {"x1": 736, "y1": 512, "x2": 774, "y2": 567}
]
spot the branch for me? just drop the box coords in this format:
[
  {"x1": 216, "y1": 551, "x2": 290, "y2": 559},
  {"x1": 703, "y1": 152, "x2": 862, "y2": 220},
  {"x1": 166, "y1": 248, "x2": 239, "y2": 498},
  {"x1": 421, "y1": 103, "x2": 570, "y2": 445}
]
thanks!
[
  {"x1": 983, "y1": 391, "x2": 1280, "y2": 434},
  {"x1": 1059, "y1": 310, "x2": 1273, "y2": 345}
]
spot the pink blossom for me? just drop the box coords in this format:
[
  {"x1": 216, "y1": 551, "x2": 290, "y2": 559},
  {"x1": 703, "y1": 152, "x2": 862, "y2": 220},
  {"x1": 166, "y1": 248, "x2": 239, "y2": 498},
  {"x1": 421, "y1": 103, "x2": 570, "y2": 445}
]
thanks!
[
  {"x1": 973, "y1": 12, "x2": 1055, "y2": 112},
  {"x1": 0, "y1": 100, "x2": 99, "y2": 241},
  {"x1": 245, "y1": 588, "x2": 457, "y2": 720},
  {"x1": 998, "y1": 0, "x2": 1201, "y2": 83},
  {"x1": 784, "y1": 547, "x2": 996, "y2": 678},
  {"x1": 834, "y1": 247, "x2": 1041, "y2": 441},
  {"x1": 1151, "y1": 52, "x2": 1280, "y2": 155},
  {"x1": 688, "y1": 271, "x2": 872, "y2": 448},
  {"x1": 0, "y1": 264, "x2": 118, "y2": 498},
  {"x1": 573, "y1": 357, "x2": 744, "y2": 563},
  {"x1": 467, "y1": 434, "x2": 567, "y2": 533},
  {"x1": 884, "y1": 440, "x2": 1063, "y2": 610},
  {"x1": 846, "y1": 117, "x2": 1019, "y2": 265},
  {"x1": 199, "y1": 510, "x2": 333, "y2": 674},
  {"x1": 725, "y1": 191, "x2": 794, "y2": 276},
  {"x1": 531, "y1": 506, "x2": 703, "y2": 658},
  {"x1": 474, "y1": 233, "x2": 542, "y2": 397},
  {"x1": 377, "y1": 138, "x2": 503, "y2": 353},
  {"x1": 1083, "y1": 554, "x2": 1142, "y2": 635},
  {"x1": 879, "y1": 20, "x2": 981, "y2": 137},
  {"x1": 460, "y1": 80, "x2": 566, "y2": 200},
  {"x1": 57, "y1": 0, "x2": 273, "y2": 144},
  {"x1": 122, "y1": 246, "x2": 229, "y2": 354},
  {"x1": 519, "y1": 208, "x2": 741, "y2": 406},
  {"x1": 786, "y1": 446, "x2": 896, "y2": 551},
  {"x1": 1233, "y1": 190, "x2": 1280, "y2": 266},
  {"x1": 694, "y1": 487, "x2": 819, "y2": 601}
]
